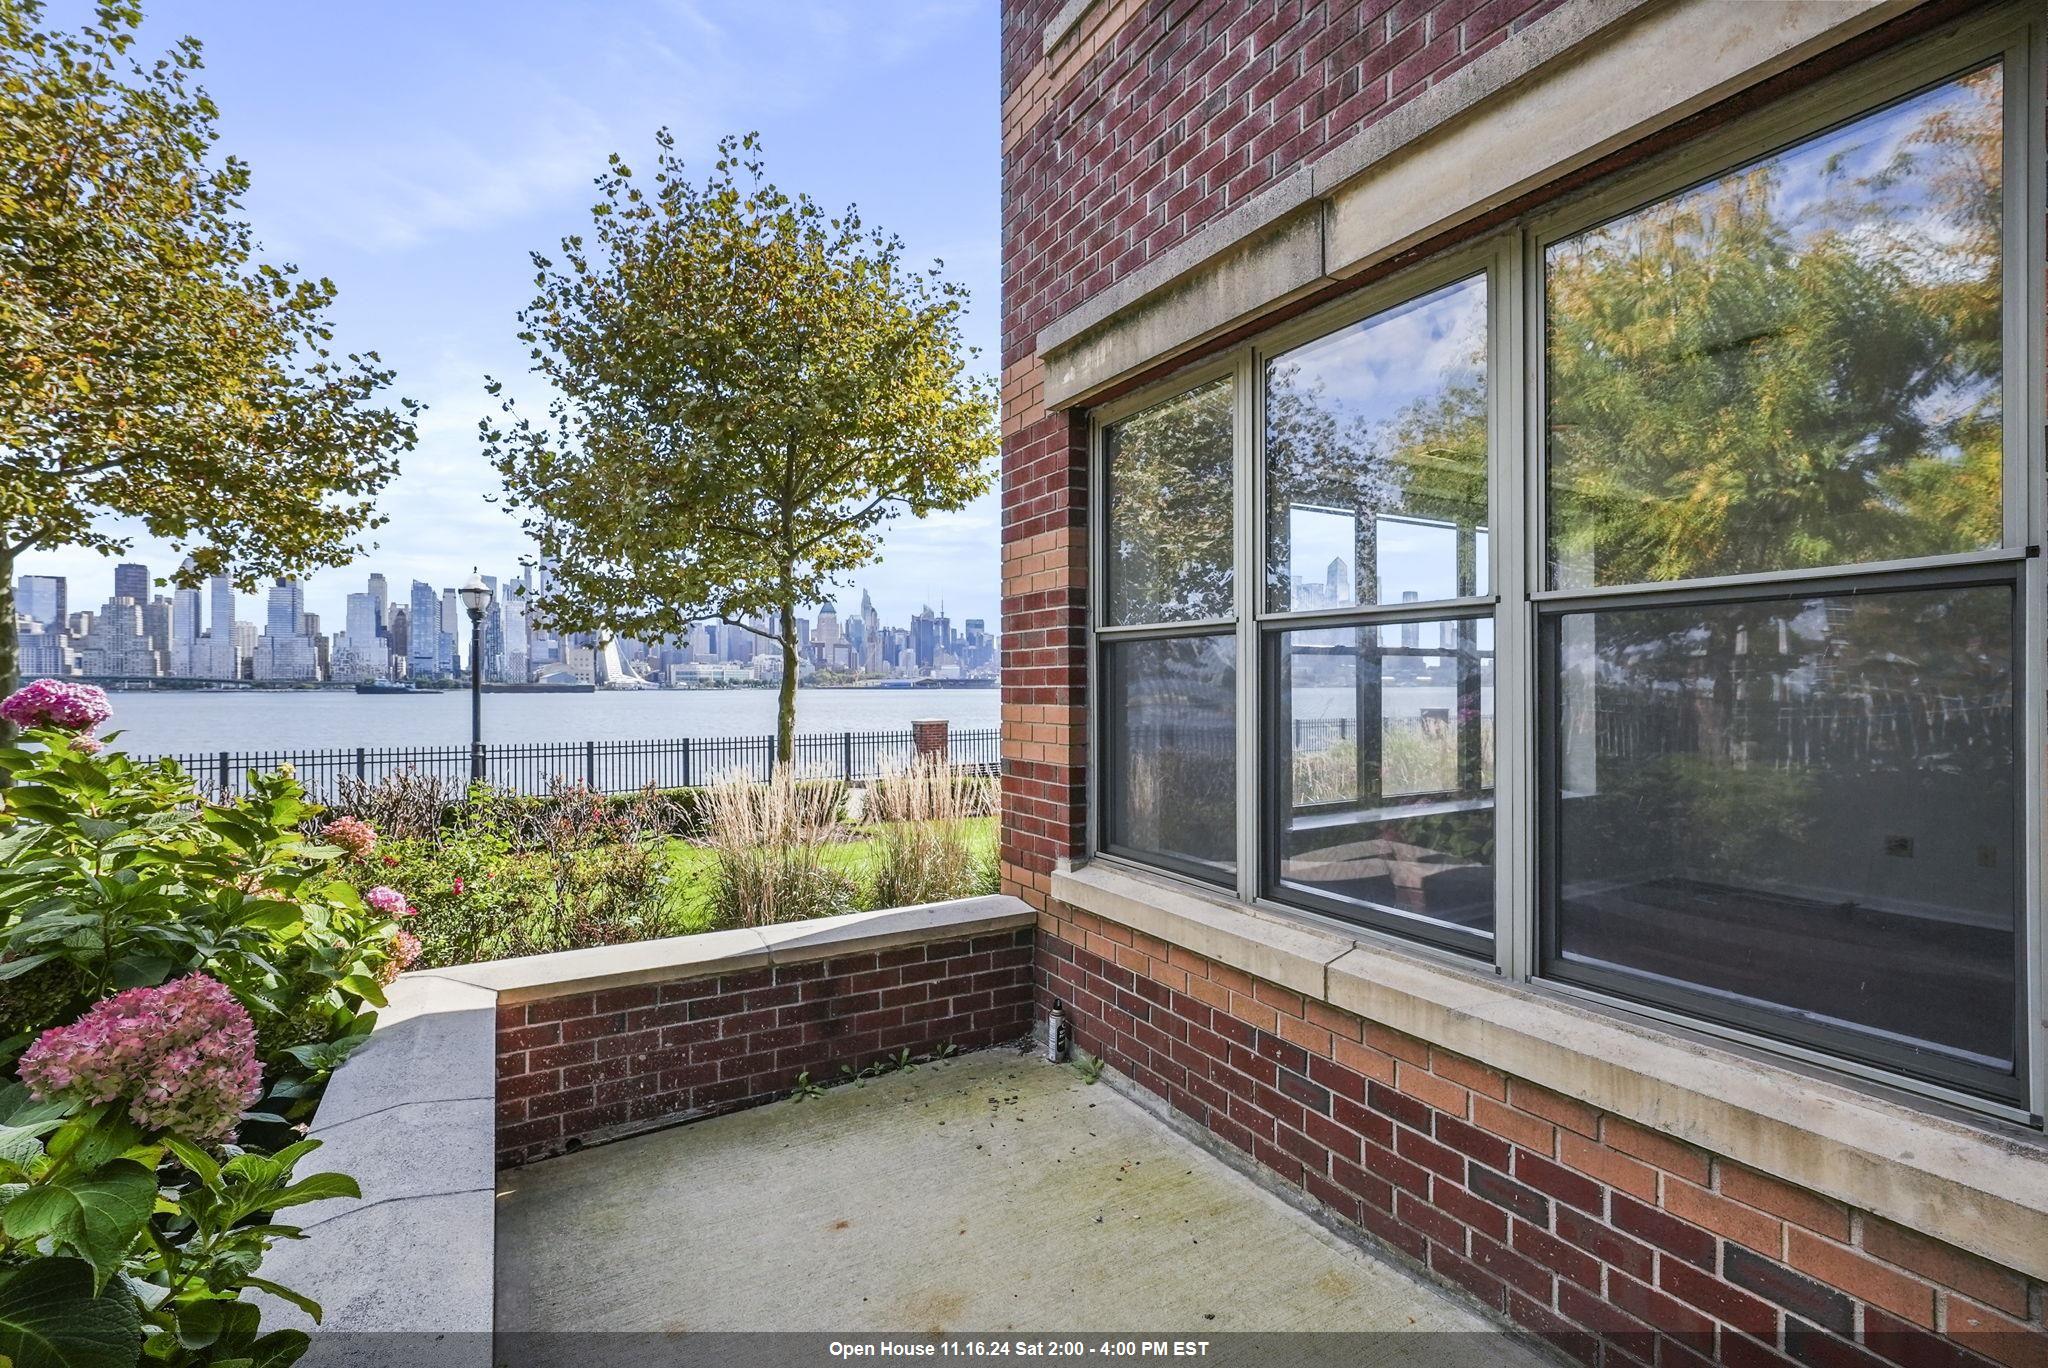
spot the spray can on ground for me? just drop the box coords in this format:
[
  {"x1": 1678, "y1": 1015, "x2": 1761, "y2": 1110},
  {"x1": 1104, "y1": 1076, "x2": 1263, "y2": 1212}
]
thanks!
[{"x1": 1045, "y1": 1002, "x2": 1068, "y2": 1062}]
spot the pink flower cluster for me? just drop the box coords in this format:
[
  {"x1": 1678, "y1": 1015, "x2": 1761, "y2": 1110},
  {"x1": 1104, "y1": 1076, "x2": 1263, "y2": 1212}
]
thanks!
[
  {"x1": 19, "y1": 974, "x2": 262, "y2": 1143},
  {"x1": 363, "y1": 885, "x2": 416, "y2": 918},
  {"x1": 321, "y1": 816, "x2": 377, "y2": 859},
  {"x1": 379, "y1": 929, "x2": 423, "y2": 986},
  {"x1": 1, "y1": 680, "x2": 112, "y2": 733}
]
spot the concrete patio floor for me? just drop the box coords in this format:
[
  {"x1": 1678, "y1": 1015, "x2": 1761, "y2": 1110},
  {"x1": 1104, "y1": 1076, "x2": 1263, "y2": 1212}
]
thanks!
[{"x1": 494, "y1": 1049, "x2": 1553, "y2": 1361}]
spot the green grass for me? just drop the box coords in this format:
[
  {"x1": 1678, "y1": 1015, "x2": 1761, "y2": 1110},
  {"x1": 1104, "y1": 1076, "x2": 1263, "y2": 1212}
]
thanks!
[{"x1": 663, "y1": 815, "x2": 999, "y2": 933}]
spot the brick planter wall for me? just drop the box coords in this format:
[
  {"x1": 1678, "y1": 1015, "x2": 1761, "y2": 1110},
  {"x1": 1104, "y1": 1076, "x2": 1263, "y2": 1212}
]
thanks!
[
  {"x1": 1036, "y1": 903, "x2": 2046, "y2": 1367},
  {"x1": 495, "y1": 928, "x2": 1035, "y2": 1167}
]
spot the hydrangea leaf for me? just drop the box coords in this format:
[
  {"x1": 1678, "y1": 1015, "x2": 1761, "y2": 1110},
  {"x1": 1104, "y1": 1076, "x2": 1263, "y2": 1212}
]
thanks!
[
  {"x1": 0, "y1": 1258, "x2": 141, "y2": 1368},
  {"x1": 3, "y1": 1160, "x2": 157, "y2": 1291}
]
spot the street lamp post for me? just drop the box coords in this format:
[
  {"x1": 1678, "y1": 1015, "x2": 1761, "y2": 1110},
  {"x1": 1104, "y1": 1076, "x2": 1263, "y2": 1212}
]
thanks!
[{"x1": 459, "y1": 571, "x2": 491, "y2": 782}]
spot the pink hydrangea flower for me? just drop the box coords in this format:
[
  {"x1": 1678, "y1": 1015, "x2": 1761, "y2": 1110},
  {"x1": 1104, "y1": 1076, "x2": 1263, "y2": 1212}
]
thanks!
[
  {"x1": 363, "y1": 885, "x2": 415, "y2": 918},
  {"x1": 321, "y1": 816, "x2": 377, "y2": 860},
  {"x1": 19, "y1": 974, "x2": 262, "y2": 1143},
  {"x1": 72, "y1": 735, "x2": 104, "y2": 755},
  {"x1": 379, "y1": 929, "x2": 423, "y2": 985},
  {"x1": 1, "y1": 680, "x2": 112, "y2": 733}
]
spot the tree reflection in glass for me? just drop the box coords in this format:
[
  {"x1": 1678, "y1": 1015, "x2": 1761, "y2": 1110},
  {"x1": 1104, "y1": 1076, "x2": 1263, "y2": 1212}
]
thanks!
[
  {"x1": 1265, "y1": 277, "x2": 1489, "y2": 613},
  {"x1": 1545, "y1": 66, "x2": 2004, "y2": 589},
  {"x1": 1104, "y1": 379, "x2": 1234, "y2": 625}
]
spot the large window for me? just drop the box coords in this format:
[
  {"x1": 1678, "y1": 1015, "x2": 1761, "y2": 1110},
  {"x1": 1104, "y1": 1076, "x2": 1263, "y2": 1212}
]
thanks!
[
  {"x1": 1086, "y1": 27, "x2": 2039, "y2": 1115},
  {"x1": 1536, "y1": 61, "x2": 2024, "y2": 1104}
]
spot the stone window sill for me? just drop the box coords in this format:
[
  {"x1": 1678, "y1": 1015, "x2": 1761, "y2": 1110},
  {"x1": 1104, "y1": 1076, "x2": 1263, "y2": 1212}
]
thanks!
[{"x1": 1049, "y1": 859, "x2": 2048, "y2": 1282}]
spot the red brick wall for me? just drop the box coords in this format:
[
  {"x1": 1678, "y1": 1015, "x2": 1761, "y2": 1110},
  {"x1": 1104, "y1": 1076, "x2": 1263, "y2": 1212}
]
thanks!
[
  {"x1": 494, "y1": 930, "x2": 1035, "y2": 1167},
  {"x1": 1035, "y1": 903, "x2": 2046, "y2": 1366}
]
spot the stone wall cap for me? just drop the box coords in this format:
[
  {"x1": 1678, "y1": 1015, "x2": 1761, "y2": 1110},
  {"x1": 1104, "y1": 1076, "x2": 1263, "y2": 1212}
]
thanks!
[
  {"x1": 419, "y1": 895, "x2": 1034, "y2": 1004},
  {"x1": 1054, "y1": 858, "x2": 2048, "y2": 1281}
]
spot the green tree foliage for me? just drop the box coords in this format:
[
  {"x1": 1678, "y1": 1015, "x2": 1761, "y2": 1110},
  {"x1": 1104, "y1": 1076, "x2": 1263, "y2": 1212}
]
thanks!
[
  {"x1": 1543, "y1": 69, "x2": 2002, "y2": 589},
  {"x1": 0, "y1": 1, "x2": 418, "y2": 696},
  {"x1": 1103, "y1": 377, "x2": 1234, "y2": 623},
  {"x1": 484, "y1": 133, "x2": 998, "y2": 760}
]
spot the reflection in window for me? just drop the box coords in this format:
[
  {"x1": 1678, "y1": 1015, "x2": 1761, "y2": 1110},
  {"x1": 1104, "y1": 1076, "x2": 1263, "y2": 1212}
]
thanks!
[
  {"x1": 1546, "y1": 66, "x2": 2005, "y2": 590},
  {"x1": 1548, "y1": 583, "x2": 2019, "y2": 1094},
  {"x1": 1266, "y1": 277, "x2": 1488, "y2": 612},
  {"x1": 1272, "y1": 618, "x2": 1494, "y2": 946},
  {"x1": 1102, "y1": 635, "x2": 1236, "y2": 879},
  {"x1": 1105, "y1": 379, "x2": 1235, "y2": 625}
]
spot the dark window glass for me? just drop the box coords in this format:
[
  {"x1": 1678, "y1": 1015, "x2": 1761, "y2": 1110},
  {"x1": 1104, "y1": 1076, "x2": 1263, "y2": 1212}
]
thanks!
[
  {"x1": 1267, "y1": 277, "x2": 1489, "y2": 612},
  {"x1": 1102, "y1": 634, "x2": 1236, "y2": 879},
  {"x1": 1546, "y1": 582, "x2": 2019, "y2": 1094},
  {"x1": 1105, "y1": 379, "x2": 1235, "y2": 625},
  {"x1": 1272, "y1": 617, "x2": 1494, "y2": 947},
  {"x1": 1546, "y1": 66, "x2": 2005, "y2": 590}
]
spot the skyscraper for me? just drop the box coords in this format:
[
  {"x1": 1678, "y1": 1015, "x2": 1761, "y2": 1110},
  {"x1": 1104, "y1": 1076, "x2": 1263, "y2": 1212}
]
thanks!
[
  {"x1": 16, "y1": 575, "x2": 65, "y2": 628},
  {"x1": 113, "y1": 563, "x2": 149, "y2": 605},
  {"x1": 266, "y1": 579, "x2": 304, "y2": 636},
  {"x1": 171, "y1": 583, "x2": 202, "y2": 675},
  {"x1": 408, "y1": 581, "x2": 442, "y2": 679},
  {"x1": 367, "y1": 574, "x2": 390, "y2": 633},
  {"x1": 208, "y1": 575, "x2": 240, "y2": 680}
]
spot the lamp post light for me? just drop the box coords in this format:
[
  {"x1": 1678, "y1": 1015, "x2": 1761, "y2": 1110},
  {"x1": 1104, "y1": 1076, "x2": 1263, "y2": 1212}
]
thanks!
[{"x1": 459, "y1": 570, "x2": 491, "y2": 782}]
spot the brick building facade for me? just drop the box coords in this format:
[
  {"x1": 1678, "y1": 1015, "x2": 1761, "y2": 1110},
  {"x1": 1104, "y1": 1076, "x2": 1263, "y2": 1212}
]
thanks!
[{"x1": 1000, "y1": 1, "x2": 2048, "y2": 1363}]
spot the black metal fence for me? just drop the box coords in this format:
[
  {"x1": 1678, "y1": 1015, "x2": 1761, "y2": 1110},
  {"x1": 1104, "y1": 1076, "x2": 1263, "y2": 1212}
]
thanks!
[{"x1": 140, "y1": 727, "x2": 1001, "y2": 800}]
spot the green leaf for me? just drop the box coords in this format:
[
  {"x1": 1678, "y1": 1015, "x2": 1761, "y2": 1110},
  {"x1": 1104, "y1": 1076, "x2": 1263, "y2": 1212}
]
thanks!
[
  {"x1": 72, "y1": 820, "x2": 122, "y2": 847},
  {"x1": 263, "y1": 1172, "x2": 359, "y2": 1213},
  {"x1": 161, "y1": 1138, "x2": 220, "y2": 1190},
  {"x1": 0, "y1": 953, "x2": 63, "y2": 982},
  {"x1": 0, "y1": 1258, "x2": 142, "y2": 1368},
  {"x1": 4, "y1": 1161, "x2": 158, "y2": 1291},
  {"x1": 239, "y1": 1278, "x2": 321, "y2": 1325},
  {"x1": 241, "y1": 1329, "x2": 311, "y2": 1368}
]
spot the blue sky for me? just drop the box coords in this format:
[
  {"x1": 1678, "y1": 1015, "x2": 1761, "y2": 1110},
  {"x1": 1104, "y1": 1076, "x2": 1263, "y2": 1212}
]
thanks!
[{"x1": 26, "y1": 0, "x2": 999, "y2": 634}]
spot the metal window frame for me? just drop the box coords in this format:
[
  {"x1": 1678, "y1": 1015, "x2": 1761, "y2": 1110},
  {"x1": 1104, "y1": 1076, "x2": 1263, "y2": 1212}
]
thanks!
[{"x1": 1077, "y1": 1, "x2": 2046, "y2": 1124}]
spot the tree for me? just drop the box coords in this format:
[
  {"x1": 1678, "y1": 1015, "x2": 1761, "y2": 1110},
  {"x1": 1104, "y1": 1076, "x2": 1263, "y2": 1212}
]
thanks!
[
  {"x1": 484, "y1": 132, "x2": 998, "y2": 762},
  {"x1": 0, "y1": 1, "x2": 419, "y2": 698}
]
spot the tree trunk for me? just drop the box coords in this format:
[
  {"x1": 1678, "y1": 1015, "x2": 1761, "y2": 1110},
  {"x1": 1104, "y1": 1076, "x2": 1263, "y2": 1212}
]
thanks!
[
  {"x1": 0, "y1": 542, "x2": 16, "y2": 747},
  {"x1": 776, "y1": 596, "x2": 799, "y2": 765},
  {"x1": 0, "y1": 540, "x2": 17, "y2": 707}
]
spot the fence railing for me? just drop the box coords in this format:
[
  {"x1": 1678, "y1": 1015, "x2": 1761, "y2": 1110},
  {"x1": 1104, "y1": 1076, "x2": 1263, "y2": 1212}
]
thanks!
[{"x1": 139, "y1": 727, "x2": 1001, "y2": 800}]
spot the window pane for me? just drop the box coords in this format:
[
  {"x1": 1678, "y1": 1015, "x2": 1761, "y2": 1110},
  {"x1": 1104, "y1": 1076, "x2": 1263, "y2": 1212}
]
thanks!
[
  {"x1": 1266, "y1": 276, "x2": 1489, "y2": 612},
  {"x1": 1273, "y1": 618, "x2": 1494, "y2": 945},
  {"x1": 1546, "y1": 66, "x2": 2004, "y2": 590},
  {"x1": 1105, "y1": 379, "x2": 1234, "y2": 625},
  {"x1": 1547, "y1": 582, "x2": 2019, "y2": 1093},
  {"x1": 1102, "y1": 634, "x2": 1236, "y2": 878}
]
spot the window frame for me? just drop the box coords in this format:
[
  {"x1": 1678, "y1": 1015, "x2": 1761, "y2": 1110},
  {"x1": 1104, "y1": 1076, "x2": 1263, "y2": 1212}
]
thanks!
[{"x1": 1078, "y1": 3, "x2": 2046, "y2": 1124}]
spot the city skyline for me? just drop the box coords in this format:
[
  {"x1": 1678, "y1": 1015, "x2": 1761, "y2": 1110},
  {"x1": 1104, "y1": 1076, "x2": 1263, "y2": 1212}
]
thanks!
[{"x1": 14, "y1": 560, "x2": 993, "y2": 688}]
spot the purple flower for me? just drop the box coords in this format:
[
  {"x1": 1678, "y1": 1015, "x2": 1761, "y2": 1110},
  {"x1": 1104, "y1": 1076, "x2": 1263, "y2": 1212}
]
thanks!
[
  {"x1": 1, "y1": 681, "x2": 112, "y2": 733},
  {"x1": 321, "y1": 817, "x2": 377, "y2": 860},
  {"x1": 364, "y1": 885, "x2": 414, "y2": 918},
  {"x1": 19, "y1": 974, "x2": 261, "y2": 1143}
]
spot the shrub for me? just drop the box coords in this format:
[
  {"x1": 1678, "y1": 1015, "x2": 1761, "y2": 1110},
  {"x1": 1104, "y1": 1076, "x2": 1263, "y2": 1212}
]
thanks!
[
  {"x1": 0, "y1": 685, "x2": 391, "y2": 1366},
  {"x1": 700, "y1": 768, "x2": 854, "y2": 927},
  {"x1": 385, "y1": 780, "x2": 688, "y2": 967},
  {"x1": 867, "y1": 757, "x2": 994, "y2": 908}
]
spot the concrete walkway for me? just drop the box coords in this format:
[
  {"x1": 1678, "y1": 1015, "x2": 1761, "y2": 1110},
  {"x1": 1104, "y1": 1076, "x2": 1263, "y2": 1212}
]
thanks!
[{"x1": 496, "y1": 1049, "x2": 1549, "y2": 1356}]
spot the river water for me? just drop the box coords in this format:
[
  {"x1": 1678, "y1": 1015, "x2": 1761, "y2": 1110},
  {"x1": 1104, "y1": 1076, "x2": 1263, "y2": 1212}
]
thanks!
[{"x1": 99, "y1": 686, "x2": 1001, "y2": 756}]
